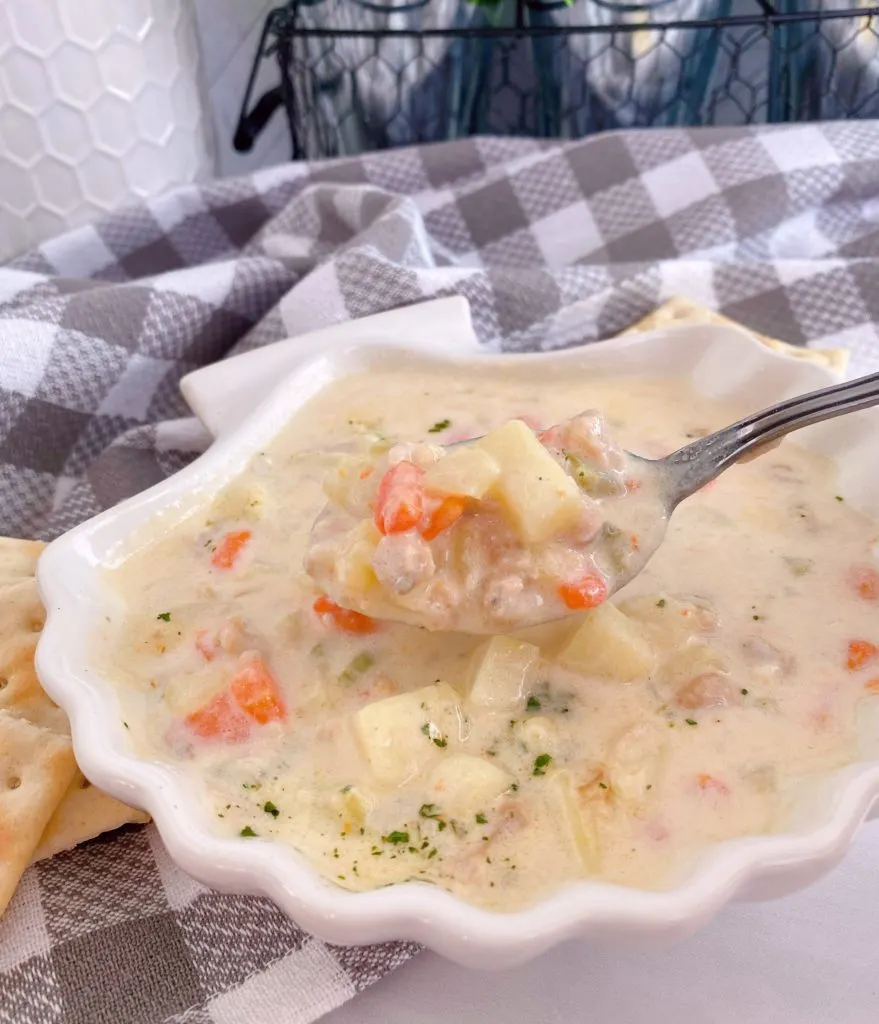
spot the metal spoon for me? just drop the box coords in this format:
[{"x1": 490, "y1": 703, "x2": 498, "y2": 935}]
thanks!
[
  {"x1": 655, "y1": 367, "x2": 879, "y2": 504},
  {"x1": 311, "y1": 368, "x2": 879, "y2": 633},
  {"x1": 605, "y1": 366, "x2": 879, "y2": 594}
]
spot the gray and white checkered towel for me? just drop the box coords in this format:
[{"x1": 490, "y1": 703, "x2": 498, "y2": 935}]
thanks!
[{"x1": 3, "y1": 122, "x2": 879, "y2": 1024}]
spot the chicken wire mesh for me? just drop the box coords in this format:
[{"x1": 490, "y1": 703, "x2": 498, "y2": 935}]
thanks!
[{"x1": 233, "y1": 0, "x2": 879, "y2": 160}]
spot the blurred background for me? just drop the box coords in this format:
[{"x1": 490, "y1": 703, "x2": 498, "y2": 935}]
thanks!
[{"x1": 2, "y1": 0, "x2": 879, "y2": 262}]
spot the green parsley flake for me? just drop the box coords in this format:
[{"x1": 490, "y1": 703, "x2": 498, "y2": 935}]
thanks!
[
  {"x1": 383, "y1": 830, "x2": 410, "y2": 845},
  {"x1": 263, "y1": 801, "x2": 280, "y2": 818},
  {"x1": 835, "y1": 495, "x2": 844, "y2": 502},
  {"x1": 656, "y1": 598, "x2": 666, "y2": 608},
  {"x1": 239, "y1": 826, "x2": 257, "y2": 838},
  {"x1": 741, "y1": 688, "x2": 749, "y2": 696},
  {"x1": 685, "y1": 718, "x2": 698, "y2": 726},
  {"x1": 532, "y1": 753, "x2": 552, "y2": 776},
  {"x1": 156, "y1": 612, "x2": 171, "y2": 622},
  {"x1": 526, "y1": 695, "x2": 541, "y2": 711},
  {"x1": 784, "y1": 556, "x2": 813, "y2": 577},
  {"x1": 475, "y1": 812, "x2": 487, "y2": 825},
  {"x1": 421, "y1": 722, "x2": 447, "y2": 747},
  {"x1": 242, "y1": 782, "x2": 261, "y2": 791},
  {"x1": 340, "y1": 651, "x2": 374, "y2": 684},
  {"x1": 419, "y1": 803, "x2": 441, "y2": 819},
  {"x1": 428, "y1": 418, "x2": 451, "y2": 433}
]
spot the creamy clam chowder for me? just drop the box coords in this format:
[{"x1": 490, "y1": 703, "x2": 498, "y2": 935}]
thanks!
[
  {"x1": 306, "y1": 411, "x2": 668, "y2": 633},
  {"x1": 99, "y1": 367, "x2": 879, "y2": 910}
]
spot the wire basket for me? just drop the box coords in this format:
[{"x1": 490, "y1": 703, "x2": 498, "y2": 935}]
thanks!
[{"x1": 234, "y1": 0, "x2": 879, "y2": 160}]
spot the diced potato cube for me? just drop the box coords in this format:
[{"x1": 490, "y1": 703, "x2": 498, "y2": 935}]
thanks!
[
  {"x1": 515, "y1": 715, "x2": 559, "y2": 754},
  {"x1": 618, "y1": 594, "x2": 719, "y2": 651},
  {"x1": 353, "y1": 682, "x2": 460, "y2": 786},
  {"x1": 606, "y1": 722, "x2": 666, "y2": 807},
  {"x1": 476, "y1": 420, "x2": 584, "y2": 544},
  {"x1": 510, "y1": 619, "x2": 572, "y2": 658},
  {"x1": 424, "y1": 754, "x2": 512, "y2": 820},
  {"x1": 468, "y1": 635, "x2": 540, "y2": 710},
  {"x1": 322, "y1": 456, "x2": 376, "y2": 514},
  {"x1": 335, "y1": 521, "x2": 381, "y2": 594},
  {"x1": 548, "y1": 769, "x2": 601, "y2": 872},
  {"x1": 330, "y1": 785, "x2": 375, "y2": 827},
  {"x1": 661, "y1": 643, "x2": 728, "y2": 687},
  {"x1": 423, "y1": 447, "x2": 501, "y2": 500},
  {"x1": 557, "y1": 603, "x2": 655, "y2": 682},
  {"x1": 165, "y1": 667, "x2": 228, "y2": 717}
]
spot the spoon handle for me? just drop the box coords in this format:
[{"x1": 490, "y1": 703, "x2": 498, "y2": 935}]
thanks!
[{"x1": 661, "y1": 368, "x2": 879, "y2": 507}]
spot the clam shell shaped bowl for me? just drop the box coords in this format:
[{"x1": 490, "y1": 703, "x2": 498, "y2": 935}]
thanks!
[{"x1": 35, "y1": 297, "x2": 879, "y2": 969}]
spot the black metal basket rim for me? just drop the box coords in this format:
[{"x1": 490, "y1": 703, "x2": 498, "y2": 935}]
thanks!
[
  {"x1": 265, "y1": 5, "x2": 879, "y2": 39},
  {"x1": 234, "y1": 0, "x2": 879, "y2": 159}
]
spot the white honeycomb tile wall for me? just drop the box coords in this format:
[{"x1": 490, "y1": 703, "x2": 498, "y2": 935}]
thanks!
[{"x1": 0, "y1": 0, "x2": 216, "y2": 262}]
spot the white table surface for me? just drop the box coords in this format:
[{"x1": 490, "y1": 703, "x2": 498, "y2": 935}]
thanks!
[{"x1": 325, "y1": 818, "x2": 879, "y2": 1024}]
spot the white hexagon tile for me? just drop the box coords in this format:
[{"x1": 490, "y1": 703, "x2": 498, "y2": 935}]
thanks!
[{"x1": 0, "y1": 0, "x2": 216, "y2": 262}]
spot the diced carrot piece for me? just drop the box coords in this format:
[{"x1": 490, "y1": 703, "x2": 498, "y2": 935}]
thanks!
[
  {"x1": 211, "y1": 529, "x2": 252, "y2": 570},
  {"x1": 558, "y1": 574, "x2": 609, "y2": 611},
  {"x1": 851, "y1": 566, "x2": 879, "y2": 601},
  {"x1": 624, "y1": 478, "x2": 642, "y2": 492},
  {"x1": 185, "y1": 691, "x2": 250, "y2": 742},
  {"x1": 195, "y1": 629, "x2": 216, "y2": 662},
  {"x1": 696, "y1": 773, "x2": 730, "y2": 795},
  {"x1": 847, "y1": 639, "x2": 878, "y2": 671},
  {"x1": 630, "y1": 534, "x2": 640, "y2": 552},
  {"x1": 374, "y1": 461, "x2": 424, "y2": 535},
  {"x1": 313, "y1": 595, "x2": 377, "y2": 634},
  {"x1": 420, "y1": 496, "x2": 467, "y2": 541},
  {"x1": 359, "y1": 466, "x2": 374, "y2": 480},
  {"x1": 865, "y1": 679, "x2": 879, "y2": 693},
  {"x1": 230, "y1": 656, "x2": 285, "y2": 725}
]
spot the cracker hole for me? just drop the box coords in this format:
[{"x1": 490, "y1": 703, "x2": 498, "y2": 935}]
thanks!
[
  {"x1": 30, "y1": 619, "x2": 43, "y2": 633},
  {"x1": 7, "y1": 776, "x2": 21, "y2": 790},
  {"x1": 0, "y1": 676, "x2": 7, "y2": 690},
  {"x1": 79, "y1": 778, "x2": 91, "y2": 790}
]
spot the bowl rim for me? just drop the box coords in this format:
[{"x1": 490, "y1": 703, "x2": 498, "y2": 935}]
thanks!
[{"x1": 34, "y1": 318, "x2": 879, "y2": 968}]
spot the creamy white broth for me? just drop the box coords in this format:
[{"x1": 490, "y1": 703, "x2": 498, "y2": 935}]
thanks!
[{"x1": 98, "y1": 368, "x2": 879, "y2": 909}]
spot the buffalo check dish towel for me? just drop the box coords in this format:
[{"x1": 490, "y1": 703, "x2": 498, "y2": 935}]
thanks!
[{"x1": 3, "y1": 122, "x2": 879, "y2": 1023}]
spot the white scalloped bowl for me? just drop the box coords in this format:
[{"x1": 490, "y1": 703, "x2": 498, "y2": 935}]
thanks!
[{"x1": 34, "y1": 298, "x2": 879, "y2": 969}]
